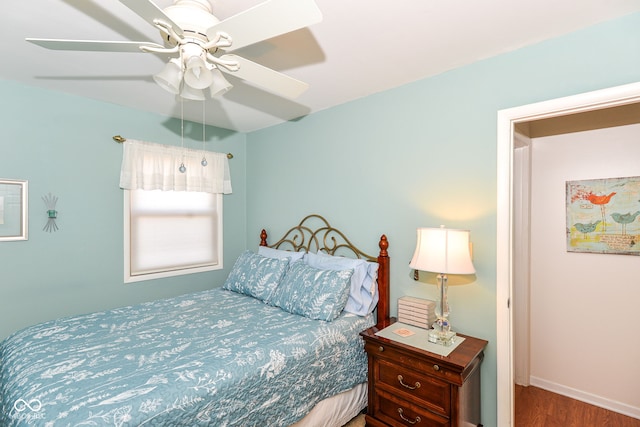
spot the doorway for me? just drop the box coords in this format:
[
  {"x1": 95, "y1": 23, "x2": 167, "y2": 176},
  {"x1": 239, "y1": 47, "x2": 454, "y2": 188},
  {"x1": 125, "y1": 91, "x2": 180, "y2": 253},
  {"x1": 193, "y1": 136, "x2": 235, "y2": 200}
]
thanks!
[{"x1": 496, "y1": 81, "x2": 640, "y2": 426}]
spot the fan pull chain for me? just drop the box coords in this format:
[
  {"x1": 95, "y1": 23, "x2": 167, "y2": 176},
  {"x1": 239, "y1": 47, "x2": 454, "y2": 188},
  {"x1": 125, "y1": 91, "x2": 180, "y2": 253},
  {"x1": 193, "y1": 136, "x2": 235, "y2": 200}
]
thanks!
[
  {"x1": 201, "y1": 101, "x2": 208, "y2": 167},
  {"x1": 179, "y1": 97, "x2": 186, "y2": 173}
]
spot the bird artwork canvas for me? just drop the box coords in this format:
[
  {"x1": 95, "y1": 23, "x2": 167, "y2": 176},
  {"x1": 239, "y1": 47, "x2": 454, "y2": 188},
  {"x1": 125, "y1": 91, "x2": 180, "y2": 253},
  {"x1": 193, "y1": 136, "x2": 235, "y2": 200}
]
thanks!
[{"x1": 566, "y1": 175, "x2": 640, "y2": 255}]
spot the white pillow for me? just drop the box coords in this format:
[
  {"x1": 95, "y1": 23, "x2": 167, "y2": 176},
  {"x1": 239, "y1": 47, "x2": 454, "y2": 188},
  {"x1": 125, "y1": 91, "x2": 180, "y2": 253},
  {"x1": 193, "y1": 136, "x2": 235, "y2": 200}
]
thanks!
[{"x1": 258, "y1": 246, "x2": 305, "y2": 263}]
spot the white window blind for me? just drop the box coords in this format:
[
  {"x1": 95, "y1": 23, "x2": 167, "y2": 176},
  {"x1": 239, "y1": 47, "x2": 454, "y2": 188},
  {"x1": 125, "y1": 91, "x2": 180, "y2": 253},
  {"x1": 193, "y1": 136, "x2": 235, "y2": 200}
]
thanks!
[{"x1": 127, "y1": 190, "x2": 221, "y2": 279}]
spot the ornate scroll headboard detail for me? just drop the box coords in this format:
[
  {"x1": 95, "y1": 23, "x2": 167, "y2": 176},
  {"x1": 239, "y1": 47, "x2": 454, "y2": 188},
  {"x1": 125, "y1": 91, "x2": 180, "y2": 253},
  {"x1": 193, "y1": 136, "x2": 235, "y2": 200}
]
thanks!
[{"x1": 259, "y1": 214, "x2": 390, "y2": 327}]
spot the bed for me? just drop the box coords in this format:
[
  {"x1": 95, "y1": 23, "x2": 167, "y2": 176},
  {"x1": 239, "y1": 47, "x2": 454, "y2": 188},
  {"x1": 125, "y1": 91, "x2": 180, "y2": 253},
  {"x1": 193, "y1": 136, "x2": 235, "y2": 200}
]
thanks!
[{"x1": 0, "y1": 214, "x2": 390, "y2": 426}]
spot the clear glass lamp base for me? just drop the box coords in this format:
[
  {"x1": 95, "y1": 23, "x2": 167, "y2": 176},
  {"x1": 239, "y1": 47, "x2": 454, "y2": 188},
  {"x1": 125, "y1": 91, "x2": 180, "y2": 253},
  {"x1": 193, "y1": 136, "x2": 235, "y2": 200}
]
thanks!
[
  {"x1": 428, "y1": 318, "x2": 456, "y2": 346},
  {"x1": 428, "y1": 328, "x2": 457, "y2": 346}
]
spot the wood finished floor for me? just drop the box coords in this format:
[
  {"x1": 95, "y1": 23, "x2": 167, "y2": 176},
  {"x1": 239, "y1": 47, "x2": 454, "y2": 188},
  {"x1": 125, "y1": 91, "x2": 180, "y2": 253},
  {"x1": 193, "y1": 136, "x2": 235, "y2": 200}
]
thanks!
[
  {"x1": 515, "y1": 385, "x2": 640, "y2": 427},
  {"x1": 342, "y1": 413, "x2": 365, "y2": 427}
]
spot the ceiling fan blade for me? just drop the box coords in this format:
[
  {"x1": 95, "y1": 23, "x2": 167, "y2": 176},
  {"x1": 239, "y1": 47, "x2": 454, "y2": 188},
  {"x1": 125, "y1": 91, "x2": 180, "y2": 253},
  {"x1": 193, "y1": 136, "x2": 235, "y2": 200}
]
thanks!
[
  {"x1": 208, "y1": 0, "x2": 322, "y2": 52},
  {"x1": 26, "y1": 38, "x2": 165, "y2": 53},
  {"x1": 219, "y1": 54, "x2": 309, "y2": 99},
  {"x1": 119, "y1": 0, "x2": 184, "y2": 37}
]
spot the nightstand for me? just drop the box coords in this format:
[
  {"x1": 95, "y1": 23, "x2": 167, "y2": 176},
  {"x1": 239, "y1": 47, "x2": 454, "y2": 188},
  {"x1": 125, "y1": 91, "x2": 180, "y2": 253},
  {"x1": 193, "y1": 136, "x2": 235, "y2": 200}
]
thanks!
[{"x1": 360, "y1": 321, "x2": 488, "y2": 427}]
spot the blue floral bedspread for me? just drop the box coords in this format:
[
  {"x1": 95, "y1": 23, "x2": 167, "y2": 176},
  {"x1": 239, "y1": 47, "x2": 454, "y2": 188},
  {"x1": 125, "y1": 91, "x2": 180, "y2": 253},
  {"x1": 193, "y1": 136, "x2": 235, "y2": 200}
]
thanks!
[{"x1": 0, "y1": 288, "x2": 374, "y2": 426}]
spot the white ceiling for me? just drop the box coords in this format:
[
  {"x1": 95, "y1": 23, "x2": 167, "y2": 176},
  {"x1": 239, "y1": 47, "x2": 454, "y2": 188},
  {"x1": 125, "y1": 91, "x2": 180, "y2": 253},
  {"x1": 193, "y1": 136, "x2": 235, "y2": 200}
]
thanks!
[{"x1": 4, "y1": 0, "x2": 640, "y2": 133}]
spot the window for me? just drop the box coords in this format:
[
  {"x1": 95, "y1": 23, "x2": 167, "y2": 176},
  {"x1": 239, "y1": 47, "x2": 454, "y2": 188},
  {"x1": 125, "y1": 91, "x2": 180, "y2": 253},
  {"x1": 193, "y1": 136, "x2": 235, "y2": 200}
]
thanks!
[
  {"x1": 118, "y1": 139, "x2": 231, "y2": 283},
  {"x1": 124, "y1": 189, "x2": 223, "y2": 283}
]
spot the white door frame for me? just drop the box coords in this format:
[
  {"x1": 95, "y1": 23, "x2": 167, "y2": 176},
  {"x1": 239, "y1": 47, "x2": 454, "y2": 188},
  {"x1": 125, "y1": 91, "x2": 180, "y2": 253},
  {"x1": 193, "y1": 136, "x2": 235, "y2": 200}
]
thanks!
[{"x1": 496, "y1": 81, "x2": 640, "y2": 426}]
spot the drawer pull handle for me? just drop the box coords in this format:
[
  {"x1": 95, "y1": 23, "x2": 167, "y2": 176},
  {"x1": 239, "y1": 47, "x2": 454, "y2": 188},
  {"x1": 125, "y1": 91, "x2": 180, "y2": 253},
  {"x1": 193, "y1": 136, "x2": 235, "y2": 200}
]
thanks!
[
  {"x1": 397, "y1": 375, "x2": 420, "y2": 390},
  {"x1": 398, "y1": 408, "x2": 421, "y2": 425},
  {"x1": 433, "y1": 364, "x2": 440, "y2": 371},
  {"x1": 379, "y1": 346, "x2": 384, "y2": 352}
]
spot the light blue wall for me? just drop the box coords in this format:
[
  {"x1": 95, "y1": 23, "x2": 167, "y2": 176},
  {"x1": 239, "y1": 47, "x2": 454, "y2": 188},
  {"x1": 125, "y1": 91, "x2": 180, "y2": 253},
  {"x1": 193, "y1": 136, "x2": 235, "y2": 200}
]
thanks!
[
  {"x1": 245, "y1": 13, "x2": 640, "y2": 426},
  {"x1": 0, "y1": 81, "x2": 247, "y2": 340}
]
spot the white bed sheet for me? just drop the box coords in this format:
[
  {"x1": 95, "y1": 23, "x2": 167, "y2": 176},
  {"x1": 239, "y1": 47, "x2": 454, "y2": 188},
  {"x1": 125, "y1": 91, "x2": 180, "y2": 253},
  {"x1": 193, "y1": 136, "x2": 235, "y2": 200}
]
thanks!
[{"x1": 291, "y1": 382, "x2": 367, "y2": 427}]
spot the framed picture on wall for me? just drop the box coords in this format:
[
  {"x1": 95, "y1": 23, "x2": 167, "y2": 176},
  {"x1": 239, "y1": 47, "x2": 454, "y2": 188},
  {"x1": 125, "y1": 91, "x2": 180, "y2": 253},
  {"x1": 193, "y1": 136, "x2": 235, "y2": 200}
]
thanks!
[
  {"x1": 0, "y1": 179, "x2": 28, "y2": 241},
  {"x1": 566, "y1": 175, "x2": 640, "y2": 255}
]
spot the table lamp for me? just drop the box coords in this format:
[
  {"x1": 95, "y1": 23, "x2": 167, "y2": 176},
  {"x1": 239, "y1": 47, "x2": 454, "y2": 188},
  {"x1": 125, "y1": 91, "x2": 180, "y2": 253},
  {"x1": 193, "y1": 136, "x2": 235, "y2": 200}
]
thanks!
[{"x1": 409, "y1": 226, "x2": 475, "y2": 346}]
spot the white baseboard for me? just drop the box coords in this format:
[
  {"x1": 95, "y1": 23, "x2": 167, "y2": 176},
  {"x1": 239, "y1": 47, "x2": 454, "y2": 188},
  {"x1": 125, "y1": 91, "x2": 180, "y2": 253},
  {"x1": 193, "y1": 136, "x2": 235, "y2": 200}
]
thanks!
[{"x1": 529, "y1": 376, "x2": 640, "y2": 420}]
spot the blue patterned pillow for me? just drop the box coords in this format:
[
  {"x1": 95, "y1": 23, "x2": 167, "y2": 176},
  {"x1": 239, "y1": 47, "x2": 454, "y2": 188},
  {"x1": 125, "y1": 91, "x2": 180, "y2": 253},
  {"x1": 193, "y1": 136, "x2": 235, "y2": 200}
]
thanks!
[
  {"x1": 223, "y1": 251, "x2": 289, "y2": 302},
  {"x1": 305, "y1": 252, "x2": 379, "y2": 316},
  {"x1": 269, "y1": 261, "x2": 353, "y2": 321}
]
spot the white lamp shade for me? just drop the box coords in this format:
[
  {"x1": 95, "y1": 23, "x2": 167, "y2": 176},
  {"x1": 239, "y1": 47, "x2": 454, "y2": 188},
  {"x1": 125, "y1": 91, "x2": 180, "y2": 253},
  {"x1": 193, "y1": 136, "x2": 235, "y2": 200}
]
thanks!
[
  {"x1": 209, "y1": 68, "x2": 233, "y2": 97},
  {"x1": 184, "y1": 56, "x2": 214, "y2": 89},
  {"x1": 180, "y1": 83, "x2": 205, "y2": 101},
  {"x1": 410, "y1": 227, "x2": 475, "y2": 274},
  {"x1": 153, "y1": 58, "x2": 183, "y2": 94}
]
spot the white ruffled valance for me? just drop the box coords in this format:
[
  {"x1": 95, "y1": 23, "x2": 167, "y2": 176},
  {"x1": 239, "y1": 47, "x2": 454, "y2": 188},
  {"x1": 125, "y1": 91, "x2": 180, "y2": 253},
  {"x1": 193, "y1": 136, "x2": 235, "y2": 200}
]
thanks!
[{"x1": 119, "y1": 139, "x2": 232, "y2": 194}]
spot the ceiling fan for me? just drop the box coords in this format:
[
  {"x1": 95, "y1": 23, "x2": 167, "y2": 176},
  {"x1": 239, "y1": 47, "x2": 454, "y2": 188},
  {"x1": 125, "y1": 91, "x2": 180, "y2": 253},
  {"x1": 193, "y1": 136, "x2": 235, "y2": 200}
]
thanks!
[{"x1": 26, "y1": 0, "x2": 322, "y2": 101}]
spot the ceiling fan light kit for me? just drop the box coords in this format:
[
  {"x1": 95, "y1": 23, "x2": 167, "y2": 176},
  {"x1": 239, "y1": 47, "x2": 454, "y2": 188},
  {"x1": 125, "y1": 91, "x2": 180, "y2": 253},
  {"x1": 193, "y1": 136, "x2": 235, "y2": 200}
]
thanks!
[
  {"x1": 153, "y1": 58, "x2": 183, "y2": 94},
  {"x1": 180, "y1": 81, "x2": 206, "y2": 101},
  {"x1": 26, "y1": 0, "x2": 323, "y2": 101},
  {"x1": 183, "y1": 47, "x2": 215, "y2": 89},
  {"x1": 209, "y1": 68, "x2": 233, "y2": 97}
]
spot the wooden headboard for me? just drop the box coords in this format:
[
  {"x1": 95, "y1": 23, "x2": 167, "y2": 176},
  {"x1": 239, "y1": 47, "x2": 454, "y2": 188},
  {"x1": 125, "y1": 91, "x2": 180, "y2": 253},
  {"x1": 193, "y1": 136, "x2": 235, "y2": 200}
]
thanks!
[{"x1": 259, "y1": 214, "x2": 390, "y2": 327}]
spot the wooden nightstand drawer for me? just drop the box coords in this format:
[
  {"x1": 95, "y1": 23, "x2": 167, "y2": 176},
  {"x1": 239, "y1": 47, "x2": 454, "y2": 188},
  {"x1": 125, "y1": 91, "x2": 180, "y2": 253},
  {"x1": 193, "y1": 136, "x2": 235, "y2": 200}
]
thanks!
[
  {"x1": 365, "y1": 341, "x2": 458, "y2": 384},
  {"x1": 376, "y1": 358, "x2": 451, "y2": 416},
  {"x1": 374, "y1": 389, "x2": 450, "y2": 427}
]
